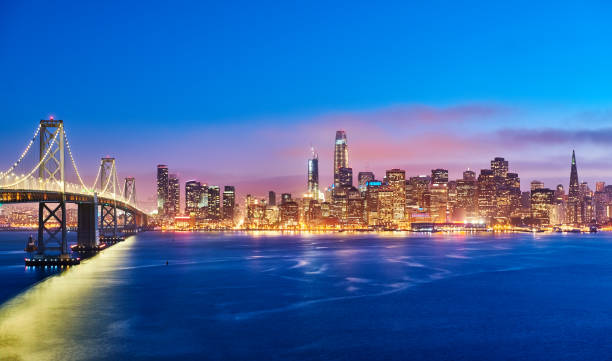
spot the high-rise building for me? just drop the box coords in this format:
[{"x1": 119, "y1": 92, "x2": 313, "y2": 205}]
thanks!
[
  {"x1": 268, "y1": 191, "x2": 276, "y2": 206},
  {"x1": 168, "y1": 174, "x2": 180, "y2": 217},
  {"x1": 281, "y1": 193, "x2": 292, "y2": 205},
  {"x1": 531, "y1": 188, "x2": 555, "y2": 224},
  {"x1": 185, "y1": 180, "x2": 202, "y2": 216},
  {"x1": 207, "y1": 186, "x2": 221, "y2": 219},
  {"x1": 567, "y1": 150, "x2": 582, "y2": 225},
  {"x1": 531, "y1": 180, "x2": 544, "y2": 191},
  {"x1": 156, "y1": 165, "x2": 169, "y2": 216},
  {"x1": 429, "y1": 169, "x2": 448, "y2": 222},
  {"x1": 455, "y1": 170, "x2": 478, "y2": 221},
  {"x1": 307, "y1": 148, "x2": 320, "y2": 200},
  {"x1": 406, "y1": 175, "x2": 430, "y2": 214},
  {"x1": 386, "y1": 169, "x2": 406, "y2": 223},
  {"x1": 333, "y1": 131, "x2": 348, "y2": 187},
  {"x1": 477, "y1": 169, "x2": 496, "y2": 222},
  {"x1": 358, "y1": 172, "x2": 375, "y2": 195},
  {"x1": 338, "y1": 167, "x2": 353, "y2": 187},
  {"x1": 491, "y1": 157, "x2": 509, "y2": 178},
  {"x1": 223, "y1": 186, "x2": 236, "y2": 221}
]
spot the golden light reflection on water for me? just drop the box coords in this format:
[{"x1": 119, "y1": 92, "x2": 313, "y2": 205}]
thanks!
[{"x1": 0, "y1": 237, "x2": 134, "y2": 361}]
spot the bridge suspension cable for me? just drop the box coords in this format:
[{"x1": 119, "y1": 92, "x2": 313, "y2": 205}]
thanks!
[
  {"x1": 64, "y1": 128, "x2": 91, "y2": 192},
  {"x1": 0, "y1": 124, "x2": 41, "y2": 179},
  {"x1": 1, "y1": 124, "x2": 61, "y2": 188}
]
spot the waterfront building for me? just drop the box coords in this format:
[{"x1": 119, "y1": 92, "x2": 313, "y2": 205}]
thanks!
[
  {"x1": 168, "y1": 174, "x2": 180, "y2": 217},
  {"x1": 333, "y1": 131, "x2": 349, "y2": 187},
  {"x1": 567, "y1": 150, "x2": 583, "y2": 225},
  {"x1": 406, "y1": 175, "x2": 430, "y2": 215},
  {"x1": 386, "y1": 169, "x2": 406, "y2": 223},
  {"x1": 279, "y1": 201, "x2": 300, "y2": 227},
  {"x1": 429, "y1": 169, "x2": 448, "y2": 223},
  {"x1": 477, "y1": 169, "x2": 496, "y2": 222},
  {"x1": 531, "y1": 187, "x2": 555, "y2": 225},
  {"x1": 185, "y1": 180, "x2": 202, "y2": 216},
  {"x1": 455, "y1": 170, "x2": 478, "y2": 222},
  {"x1": 377, "y1": 185, "x2": 395, "y2": 228},
  {"x1": 307, "y1": 148, "x2": 320, "y2": 200},
  {"x1": 223, "y1": 186, "x2": 236, "y2": 222},
  {"x1": 156, "y1": 165, "x2": 169, "y2": 216},
  {"x1": 358, "y1": 171, "x2": 375, "y2": 195},
  {"x1": 365, "y1": 180, "x2": 382, "y2": 226},
  {"x1": 207, "y1": 186, "x2": 221, "y2": 220}
]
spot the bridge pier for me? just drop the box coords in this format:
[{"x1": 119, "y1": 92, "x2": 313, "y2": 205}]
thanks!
[
  {"x1": 77, "y1": 202, "x2": 99, "y2": 250},
  {"x1": 37, "y1": 199, "x2": 68, "y2": 256}
]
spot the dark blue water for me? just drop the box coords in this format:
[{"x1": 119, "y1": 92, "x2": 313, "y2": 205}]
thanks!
[{"x1": 2, "y1": 231, "x2": 612, "y2": 360}]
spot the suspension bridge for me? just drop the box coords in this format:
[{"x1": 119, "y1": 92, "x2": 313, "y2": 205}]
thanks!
[{"x1": 0, "y1": 118, "x2": 148, "y2": 266}]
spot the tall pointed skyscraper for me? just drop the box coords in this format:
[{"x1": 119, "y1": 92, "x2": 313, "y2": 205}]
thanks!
[
  {"x1": 333, "y1": 131, "x2": 348, "y2": 187},
  {"x1": 308, "y1": 147, "x2": 320, "y2": 200},
  {"x1": 567, "y1": 150, "x2": 582, "y2": 225}
]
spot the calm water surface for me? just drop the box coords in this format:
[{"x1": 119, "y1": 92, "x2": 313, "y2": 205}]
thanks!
[{"x1": 1, "y1": 231, "x2": 612, "y2": 360}]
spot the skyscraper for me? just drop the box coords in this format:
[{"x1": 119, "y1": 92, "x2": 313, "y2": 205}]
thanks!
[
  {"x1": 268, "y1": 191, "x2": 276, "y2": 206},
  {"x1": 358, "y1": 172, "x2": 375, "y2": 195},
  {"x1": 207, "y1": 186, "x2": 221, "y2": 220},
  {"x1": 307, "y1": 148, "x2": 320, "y2": 200},
  {"x1": 567, "y1": 150, "x2": 582, "y2": 225},
  {"x1": 430, "y1": 169, "x2": 449, "y2": 222},
  {"x1": 185, "y1": 180, "x2": 202, "y2": 216},
  {"x1": 386, "y1": 169, "x2": 406, "y2": 223},
  {"x1": 168, "y1": 174, "x2": 180, "y2": 217},
  {"x1": 223, "y1": 186, "x2": 236, "y2": 221},
  {"x1": 338, "y1": 167, "x2": 353, "y2": 187},
  {"x1": 156, "y1": 165, "x2": 169, "y2": 216},
  {"x1": 333, "y1": 131, "x2": 348, "y2": 187}
]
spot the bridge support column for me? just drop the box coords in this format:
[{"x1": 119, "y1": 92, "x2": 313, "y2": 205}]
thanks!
[
  {"x1": 100, "y1": 202, "x2": 118, "y2": 238},
  {"x1": 37, "y1": 198, "x2": 68, "y2": 257},
  {"x1": 77, "y1": 202, "x2": 99, "y2": 249}
]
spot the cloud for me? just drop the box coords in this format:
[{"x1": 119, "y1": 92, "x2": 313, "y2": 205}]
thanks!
[{"x1": 496, "y1": 127, "x2": 612, "y2": 146}]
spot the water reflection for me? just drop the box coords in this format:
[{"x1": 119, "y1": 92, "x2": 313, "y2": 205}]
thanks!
[{"x1": 0, "y1": 237, "x2": 134, "y2": 361}]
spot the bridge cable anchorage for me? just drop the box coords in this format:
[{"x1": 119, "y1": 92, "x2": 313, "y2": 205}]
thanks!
[
  {"x1": 1, "y1": 125, "x2": 61, "y2": 188},
  {"x1": 0, "y1": 124, "x2": 41, "y2": 179},
  {"x1": 63, "y1": 128, "x2": 90, "y2": 192}
]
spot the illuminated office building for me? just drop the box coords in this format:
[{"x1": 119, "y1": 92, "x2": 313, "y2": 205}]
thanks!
[
  {"x1": 455, "y1": 170, "x2": 478, "y2": 221},
  {"x1": 365, "y1": 180, "x2": 382, "y2": 226},
  {"x1": 333, "y1": 131, "x2": 348, "y2": 187},
  {"x1": 207, "y1": 186, "x2": 221, "y2": 220},
  {"x1": 406, "y1": 175, "x2": 430, "y2": 214},
  {"x1": 307, "y1": 148, "x2": 320, "y2": 200},
  {"x1": 185, "y1": 180, "x2": 202, "y2": 216},
  {"x1": 223, "y1": 186, "x2": 236, "y2": 221},
  {"x1": 385, "y1": 169, "x2": 406, "y2": 223},
  {"x1": 168, "y1": 174, "x2": 180, "y2": 217},
  {"x1": 156, "y1": 165, "x2": 169, "y2": 216},
  {"x1": 567, "y1": 150, "x2": 583, "y2": 225},
  {"x1": 429, "y1": 169, "x2": 448, "y2": 223},
  {"x1": 477, "y1": 169, "x2": 496, "y2": 222},
  {"x1": 358, "y1": 172, "x2": 375, "y2": 195},
  {"x1": 338, "y1": 167, "x2": 353, "y2": 187},
  {"x1": 531, "y1": 187, "x2": 555, "y2": 225},
  {"x1": 531, "y1": 180, "x2": 544, "y2": 191}
]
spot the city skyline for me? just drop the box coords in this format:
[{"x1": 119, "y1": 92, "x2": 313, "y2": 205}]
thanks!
[{"x1": 3, "y1": 2, "x2": 612, "y2": 202}]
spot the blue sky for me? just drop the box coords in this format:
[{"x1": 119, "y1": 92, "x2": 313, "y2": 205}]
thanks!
[{"x1": 1, "y1": 1, "x2": 612, "y2": 204}]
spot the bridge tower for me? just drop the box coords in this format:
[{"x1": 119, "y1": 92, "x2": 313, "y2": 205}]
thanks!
[
  {"x1": 123, "y1": 177, "x2": 137, "y2": 232},
  {"x1": 37, "y1": 118, "x2": 68, "y2": 257},
  {"x1": 99, "y1": 157, "x2": 118, "y2": 238}
]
